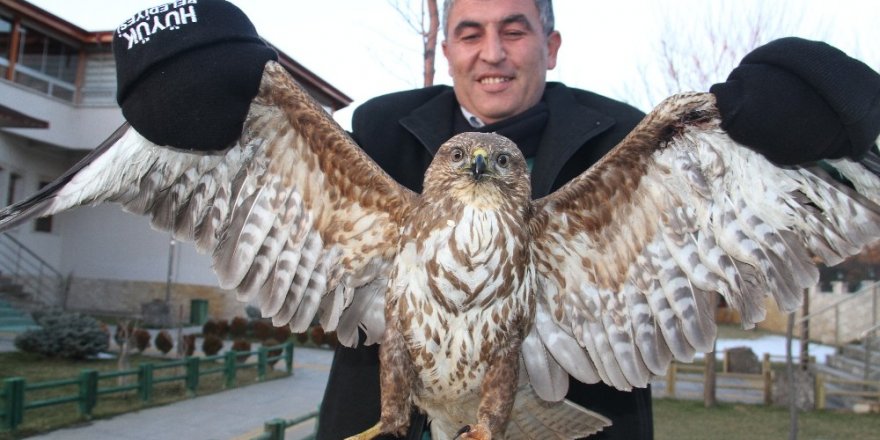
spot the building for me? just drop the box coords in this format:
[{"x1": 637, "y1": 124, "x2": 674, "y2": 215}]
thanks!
[{"x1": 0, "y1": 0, "x2": 351, "y2": 322}]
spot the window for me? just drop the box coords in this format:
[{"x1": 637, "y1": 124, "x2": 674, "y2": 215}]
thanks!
[
  {"x1": 34, "y1": 180, "x2": 53, "y2": 233},
  {"x1": 6, "y1": 172, "x2": 20, "y2": 206},
  {"x1": 0, "y1": 15, "x2": 10, "y2": 78},
  {"x1": 6, "y1": 23, "x2": 79, "y2": 102}
]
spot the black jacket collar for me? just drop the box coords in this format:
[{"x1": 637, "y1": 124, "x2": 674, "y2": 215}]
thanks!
[{"x1": 398, "y1": 82, "x2": 616, "y2": 198}]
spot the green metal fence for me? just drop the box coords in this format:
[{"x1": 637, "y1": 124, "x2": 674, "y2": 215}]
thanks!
[
  {"x1": 253, "y1": 410, "x2": 320, "y2": 440},
  {"x1": 0, "y1": 341, "x2": 294, "y2": 432}
]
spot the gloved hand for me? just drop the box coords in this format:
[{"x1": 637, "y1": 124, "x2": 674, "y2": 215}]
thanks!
[
  {"x1": 710, "y1": 37, "x2": 880, "y2": 165},
  {"x1": 113, "y1": 0, "x2": 276, "y2": 151}
]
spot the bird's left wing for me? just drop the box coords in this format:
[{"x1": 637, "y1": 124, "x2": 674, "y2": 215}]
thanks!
[
  {"x1": 0, "y1": 61, "x2": 417, "y2": 345},
  {"x1": 521, "y1": 92, "x2": 880, "y2": 401}
]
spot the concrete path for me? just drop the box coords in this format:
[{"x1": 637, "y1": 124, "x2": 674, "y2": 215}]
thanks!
[{"x1": 26, "y1": 347, "x2": 334, "y2": 440}]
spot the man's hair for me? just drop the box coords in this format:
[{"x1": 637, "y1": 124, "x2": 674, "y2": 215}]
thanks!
[{"x1": 442, "y1": 0, "x2": 555, "y2": 37}]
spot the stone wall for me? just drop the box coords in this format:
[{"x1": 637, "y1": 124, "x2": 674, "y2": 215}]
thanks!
[{"x1": 63, "y1": 277, "x2": 247, "y2": 324}]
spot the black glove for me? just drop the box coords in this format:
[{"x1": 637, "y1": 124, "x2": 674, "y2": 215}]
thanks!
[
  {"x1": 113, "y1": 0, "x2": 276, "y2": 151},
  {"x1": 710, "y1": 37, "x2": 880, "y2": 165}
]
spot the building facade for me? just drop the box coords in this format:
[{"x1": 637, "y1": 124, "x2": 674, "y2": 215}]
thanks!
[{"x1": 0, "y1": 0, "x2": 351, "y2": 322}]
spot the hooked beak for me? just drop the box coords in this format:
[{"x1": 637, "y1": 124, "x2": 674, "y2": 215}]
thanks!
[{"x1": 471, "y1": 148, "x2": 488, "y2": 180}]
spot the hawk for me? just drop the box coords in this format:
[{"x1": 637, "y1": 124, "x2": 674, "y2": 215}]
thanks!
[{"x1": 2, "y1": 61, "x2": 880, "y2": 439}]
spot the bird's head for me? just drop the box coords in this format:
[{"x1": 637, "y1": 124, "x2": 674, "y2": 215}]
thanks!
[{"x1": 423, "y1": 132, "x2": 531, "y2": 209}]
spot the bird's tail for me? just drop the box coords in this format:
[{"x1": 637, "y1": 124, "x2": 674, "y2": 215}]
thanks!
[{"x1": 504, "y1": 387, "x2": 610, "y2": 439}]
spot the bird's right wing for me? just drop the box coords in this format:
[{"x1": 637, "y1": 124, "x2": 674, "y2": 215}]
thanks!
[{"x1": 0, "y1": 61, "x2": 418, "y2": 346}]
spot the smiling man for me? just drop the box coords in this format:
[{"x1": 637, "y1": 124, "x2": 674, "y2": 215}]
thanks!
[
  {"x1": 317, "y1": 1, "x2": 652, "y2": 439},
  {"x1": 315, "y1": 1, "x2": 880, "y2": 439},
  {"x1": 442, "y1": 0, "x2": 561, "y2": 125}
]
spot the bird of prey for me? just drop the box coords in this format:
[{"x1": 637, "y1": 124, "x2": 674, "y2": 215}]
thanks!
[{"x1": 2, "y1": 61, "x2": 880, "y2": 439}]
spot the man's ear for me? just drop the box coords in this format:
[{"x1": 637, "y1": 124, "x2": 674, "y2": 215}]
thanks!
[
  {"x1": 546, "y1": 31, "x2": 562, "y2": 70},
  {"x1": 442, "y1": 40, "x2": 452, "y2": 75}
]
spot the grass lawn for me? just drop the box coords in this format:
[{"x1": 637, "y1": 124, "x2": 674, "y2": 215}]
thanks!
[
  {"x1": 654, "y1": 398, "x2": 880, "y2": 440},
  {"x1": 0, "y1": 350, "x2": 288, "y2": 439}
]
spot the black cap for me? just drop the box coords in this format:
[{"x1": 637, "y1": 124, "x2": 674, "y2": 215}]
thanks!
[{"x1": 113, "y1": 0, "x2": 277, "y2": 150}]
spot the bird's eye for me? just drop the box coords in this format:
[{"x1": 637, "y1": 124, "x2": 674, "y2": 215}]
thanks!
[
  {"x1": 496, "y1": 153, "x2": 510, "y2": 168},
  {"x1": 451, "y1": 148, "x2": 464, "y2": 162}
]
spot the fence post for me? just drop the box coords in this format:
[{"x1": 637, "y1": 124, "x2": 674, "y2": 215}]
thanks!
[
  {"x1": 835, "y1": 307, "x2": 840, "y2": 346},
  {"x1": 225, "y1": 351, "x2": 237, "y2": 388},
  {"x1": 186, "y1": 357, "x2": 200, "y2": 396},
  {"x1": 761, "y1": 353, "x2": 772, "y2": 405},
  {"x1": 874, "y1": 284, "x2": 878, "y2": 332},
  {"x1": 666, "y1": 363, "x2": 676, "y2": 398},
  {"x1": 264, "y1": 418, "x2": 286, "y2": 440},
  {"x1": 2, "y1": 378, "x2": 25, "y2": 431},
  {"x1": 815, "y1": 373, "x2": 825, "y2": 410},
  {"x1": 78, "y1": 369, "x2": 98, "y2": 419},
  {"x1": 722, "y1": 350, "x2": 729, "y2": 373},
  {"x1": 139, "y1": 363, "x2": 154, "y2": 403},
  {"x1": 258, "y1": 347, "x2": 268, "y2": 381},
  {"x1": 284, "y1": 341, "x2": 294, "y2": 375}
]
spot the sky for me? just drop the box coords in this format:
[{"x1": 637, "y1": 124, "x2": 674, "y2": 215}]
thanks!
[{"x1": 28, "y1": 0, "x2": 880, "y2": 128}]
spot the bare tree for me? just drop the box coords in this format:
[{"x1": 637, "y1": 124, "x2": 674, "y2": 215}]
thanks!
[
  {"x1": 389, "y1": 0, "x2": 440, "y2": 87},
  {"x1": 627, "y1": 1, "x2": 809, "y2": 109}
]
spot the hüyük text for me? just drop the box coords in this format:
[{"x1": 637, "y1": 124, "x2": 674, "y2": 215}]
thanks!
[{"x1": 117, "y1": 0, "x2": 199, "y2": 49}]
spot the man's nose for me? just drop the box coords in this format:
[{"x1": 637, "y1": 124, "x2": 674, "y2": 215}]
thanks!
[{"x1": 480, "y1": 32, "x2": 506, "y2": 64}]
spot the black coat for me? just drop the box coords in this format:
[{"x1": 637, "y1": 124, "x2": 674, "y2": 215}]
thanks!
[{"x1": 316, "y1": 82, "x2": 653, "y2": 440}]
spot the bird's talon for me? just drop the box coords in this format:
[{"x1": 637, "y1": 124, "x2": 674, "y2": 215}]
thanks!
[
  {"x1": 344, "y1": 421, "x2": 383, "y2": 440},
  {"x1": 454, "y1": 423, "x2": 491, "y2": 439}
]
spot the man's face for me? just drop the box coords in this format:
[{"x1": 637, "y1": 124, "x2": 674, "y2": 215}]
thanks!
[{"x1": 442, "y1": 0, "x2": 561, "y2": 125}]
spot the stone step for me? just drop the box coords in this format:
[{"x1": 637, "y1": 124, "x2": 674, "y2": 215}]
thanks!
[
  {"x1": 0, "y1": 288, "x2": 44, "y2": 335},
  {"x1": 0, "y1": 284, "x2": 24, "y2": 296},
  {"x1": 826, "y1": 353, "x2": 880, "y2": 381},
  {"x1": 816, "y1": 363, "x2": 863, "y2": 382},
  {"x1": 0, "y1": 291, "x2": 45, "y2": 313},
  {"x1": 814, "y1": 363, "x2": 880, "y2": 410},
  {"x1": 0, "y1": 324, "x2": 39, "y2": 334},
  {"x1": 839, "y1": 343, "x2": 880, "y2": 363},
  {"x1": 0, "y1": 316, "x2": 35, "y2": 327},
  {"x1": 847, "y1": 337, "x2": 880, "y2": 352},
  {"x1": 0, "y1": 297, "x2": 37, "y2": 331},
  {"x1": 0, "y1": 309, "x2": 24, "y2": 318}
]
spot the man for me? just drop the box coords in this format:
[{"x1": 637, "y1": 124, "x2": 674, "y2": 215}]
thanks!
[
  {"x1": 316, "y1": 1, "x2": 880, "y2": 439},
  {"x1": 99, "y1": 0, "x2": 876, "y2": 438},
  {"x1": 319, "y1": 3, "x2": 647, "y2": 437}
]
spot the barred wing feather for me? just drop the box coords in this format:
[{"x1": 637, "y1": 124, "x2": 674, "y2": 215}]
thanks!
[
  {"x1": 523, "y1": 92, "x2": 880, "y2": 400},
  {"x1": 0, "y1": 61, "x2": 416, "y2": 344}
]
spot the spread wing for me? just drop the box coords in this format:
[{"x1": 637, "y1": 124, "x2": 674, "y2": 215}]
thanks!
[
  {"x1": 521, "y1": 92, "x2": 880, "y2": 400},
  {"x1": 0, "y1": 61, "x2": 416, "y2": 346}
]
